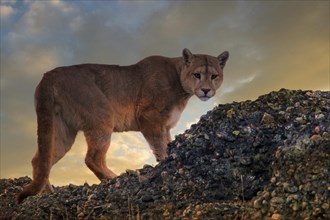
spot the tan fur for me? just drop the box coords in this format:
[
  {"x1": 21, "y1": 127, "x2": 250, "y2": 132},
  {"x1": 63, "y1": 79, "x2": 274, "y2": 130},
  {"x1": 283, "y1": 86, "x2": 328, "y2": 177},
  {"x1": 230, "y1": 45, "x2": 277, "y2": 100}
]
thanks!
[{"x1": 17, "y1": 49, "x2": 229, "y2": 203}]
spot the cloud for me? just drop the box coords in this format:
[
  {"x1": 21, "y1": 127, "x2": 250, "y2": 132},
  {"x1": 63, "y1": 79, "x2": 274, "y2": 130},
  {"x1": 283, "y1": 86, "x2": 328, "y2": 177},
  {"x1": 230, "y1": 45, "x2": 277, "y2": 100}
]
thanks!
[
  {"x1": 23, "y1": 2, "x2": 77, "y2": 32},
  {"x1": 0, "y1": 5, "x2": 14, "y2": 20},
  {"x1": 0, "y1": 0, "x2": 16, "y2": 4},
  {"x1": 215, "y1": 1, "x2": 329, "y2": 103},
  {"x1": 1, "y1": 1, "x2": 82, "y2": 79}
]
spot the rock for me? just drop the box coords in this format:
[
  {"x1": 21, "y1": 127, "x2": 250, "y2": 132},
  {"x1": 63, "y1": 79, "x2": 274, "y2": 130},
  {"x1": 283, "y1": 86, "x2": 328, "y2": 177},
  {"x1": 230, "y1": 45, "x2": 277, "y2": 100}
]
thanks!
[
  {"x1": 232, "y1": 130, "x2": 240, "y2": 136},
  {"x1": 163, "y1": 209, "x2": 170, "y2": 217},
  {"x1": 311, "y1": 134, "x2": 321, "y2": 142},
  {"x1": 141, "y1": 194, "x2": 154, "y2": 203},
  {"x1": 292, "y1": 202, "x2": 300, "y2": 211},
  {"x1": 270, "y1": 197, "x2": 284, "y2": 207},
  {"x1": 77, "y1": 212, "x2": 85, "y2": 218},
  {"x1": 253, "y1": 199, "x2": 262, "y2": 209},
  {"x1": 260, "y1": 112, "x2": 275, "y2": 126},
  {"x1": 271, "y1": 213, "x2": 283, "y2": 220},
  {"x1": 226, "y1": 108, "x2": 235, "y2": 118},
  {"x1": 321, "y1": 203, "x2": 329, "y2": 210},
  {"x1": 283, "y1": 183, "x2": 298, "y2": 193},
  {"x1": 314, "y1": 126, "x2": 321, "y2": 133},
  {"x1": 238, "y1": 157, "x2": 252, "y2": 166}
]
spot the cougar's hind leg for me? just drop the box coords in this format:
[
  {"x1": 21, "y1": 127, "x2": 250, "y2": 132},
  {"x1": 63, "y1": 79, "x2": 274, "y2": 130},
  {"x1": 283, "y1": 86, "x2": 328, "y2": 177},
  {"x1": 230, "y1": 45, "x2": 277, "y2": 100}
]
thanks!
[
  {"x1": 84, "y1": 130, "x2": 117, "y2": 180},
  {"x1": 17, "y1": 76, "x2": 57, "y2": 204},
  {"x1": 44, "y1": 114, "x2": 78, "y2": 192}
]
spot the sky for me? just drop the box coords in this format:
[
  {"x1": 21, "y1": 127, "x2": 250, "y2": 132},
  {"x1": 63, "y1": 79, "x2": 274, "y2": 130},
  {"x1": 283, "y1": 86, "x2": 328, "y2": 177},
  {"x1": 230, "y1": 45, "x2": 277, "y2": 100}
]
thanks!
[{"x1": 0, "y1": 0, "x2": 329, "y2": 186}]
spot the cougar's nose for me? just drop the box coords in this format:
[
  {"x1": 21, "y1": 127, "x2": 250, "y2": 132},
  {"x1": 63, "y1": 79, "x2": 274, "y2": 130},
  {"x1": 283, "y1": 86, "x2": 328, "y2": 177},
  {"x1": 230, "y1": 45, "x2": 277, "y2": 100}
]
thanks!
[{"x1": 201, "y1": 88, "x2": 211, "y2": 95}]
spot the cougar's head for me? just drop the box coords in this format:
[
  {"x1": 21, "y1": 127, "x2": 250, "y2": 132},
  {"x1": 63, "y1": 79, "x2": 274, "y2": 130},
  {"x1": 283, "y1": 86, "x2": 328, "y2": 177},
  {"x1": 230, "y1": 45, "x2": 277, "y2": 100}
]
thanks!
[{"x1": 180, "y1": 48, "x2": 229, "y2": 101}]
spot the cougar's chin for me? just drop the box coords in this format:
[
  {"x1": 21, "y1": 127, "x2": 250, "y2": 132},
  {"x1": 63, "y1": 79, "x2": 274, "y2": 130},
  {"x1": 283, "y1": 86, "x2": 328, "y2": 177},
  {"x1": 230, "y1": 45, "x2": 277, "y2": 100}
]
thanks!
[{"x1": 198, "y1": 96, "x2": 210, "y2": 101}]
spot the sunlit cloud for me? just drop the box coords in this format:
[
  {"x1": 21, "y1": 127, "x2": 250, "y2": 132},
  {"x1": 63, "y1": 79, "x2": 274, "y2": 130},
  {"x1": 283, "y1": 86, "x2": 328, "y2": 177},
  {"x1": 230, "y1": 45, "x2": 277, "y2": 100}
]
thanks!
[
  {"x1": 185, "y1": 118, "x2": 200, "y2": 130},
  {"x1": 0, "y1": 5, "x2": 14, "y2": 20},
  {"x1": 237, "y1": 73, "x2": 258, "y2": 84}
]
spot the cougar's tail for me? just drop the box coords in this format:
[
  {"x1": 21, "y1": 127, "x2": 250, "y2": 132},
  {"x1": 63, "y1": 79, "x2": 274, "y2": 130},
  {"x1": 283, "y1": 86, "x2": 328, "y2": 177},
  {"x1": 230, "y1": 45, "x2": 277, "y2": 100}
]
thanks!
[{"x1": 17, "y1": 73, "x2": 55, "y2": 203}]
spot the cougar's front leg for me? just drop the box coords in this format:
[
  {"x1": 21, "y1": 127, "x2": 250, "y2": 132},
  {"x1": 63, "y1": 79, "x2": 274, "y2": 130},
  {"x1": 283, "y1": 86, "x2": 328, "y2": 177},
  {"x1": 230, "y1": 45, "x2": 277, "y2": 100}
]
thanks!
[{"x1": 141, "y1": 126, "x2": 171, "y2": 161}]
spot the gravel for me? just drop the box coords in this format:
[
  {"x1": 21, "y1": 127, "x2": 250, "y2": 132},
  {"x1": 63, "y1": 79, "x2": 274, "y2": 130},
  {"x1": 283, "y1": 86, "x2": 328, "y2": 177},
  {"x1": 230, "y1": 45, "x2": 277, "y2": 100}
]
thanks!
[{"x1": 1, "y1": 89, "x2": 329, "y2": 219}]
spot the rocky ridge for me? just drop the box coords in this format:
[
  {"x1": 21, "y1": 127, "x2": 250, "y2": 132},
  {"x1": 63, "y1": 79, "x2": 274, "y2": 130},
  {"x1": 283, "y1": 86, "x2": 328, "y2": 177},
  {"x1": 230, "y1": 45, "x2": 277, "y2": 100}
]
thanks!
[{"x1": 0, "y1": 89, "x2": 329, "y2": 219}]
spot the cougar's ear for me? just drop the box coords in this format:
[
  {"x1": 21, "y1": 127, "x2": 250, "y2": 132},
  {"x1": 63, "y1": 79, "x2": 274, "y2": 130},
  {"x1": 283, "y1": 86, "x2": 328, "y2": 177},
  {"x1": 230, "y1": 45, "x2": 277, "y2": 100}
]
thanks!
[
  {"x1": 217, "y1": 51, "x2": 229, "y2": 68},
  {"x1": 182, "y1": 48, "x2": 193, "y2": 65}
]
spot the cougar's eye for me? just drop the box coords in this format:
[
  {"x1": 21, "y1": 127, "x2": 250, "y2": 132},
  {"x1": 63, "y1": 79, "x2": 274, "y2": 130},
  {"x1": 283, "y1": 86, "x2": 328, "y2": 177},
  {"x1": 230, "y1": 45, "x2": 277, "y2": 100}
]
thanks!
[
  {"x1": 211, "y1": 74, "x2": 218, "y2": 80},
  {"x1": 193, "y1": 73, "x2": 201, "y2": 79}
]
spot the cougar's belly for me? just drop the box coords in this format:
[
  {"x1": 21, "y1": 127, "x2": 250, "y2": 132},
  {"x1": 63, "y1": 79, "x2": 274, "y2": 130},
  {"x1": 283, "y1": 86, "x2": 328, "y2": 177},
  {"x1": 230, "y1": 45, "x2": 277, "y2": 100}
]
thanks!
[{"x1": 112, "y1": 106, "x2": 139, "y2": 132}]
